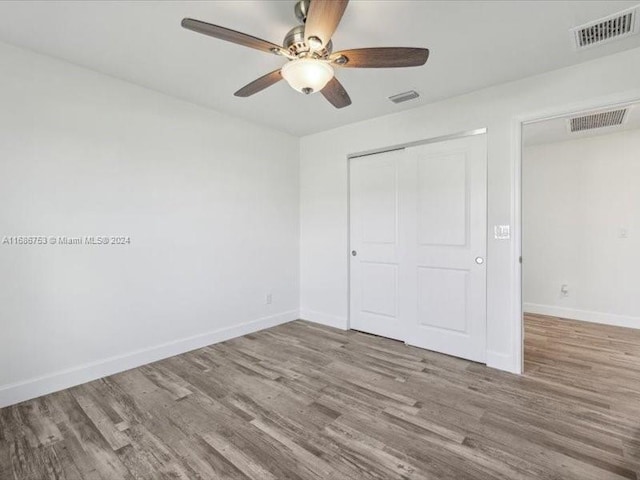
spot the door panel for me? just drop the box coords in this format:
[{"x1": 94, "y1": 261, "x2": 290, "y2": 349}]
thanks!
[
  {"x1": 405, "y1": 135, "x2": 487, "y2": 362},
  {"x1": 350, "y1": 150, "x2": 403, "y2": 340},
  {"x1": 417, "y1": 266, "x2": 468, "y2": 332},
  {"x1": 360, "y1": 158, "x2": 397, "y2": 244},
  {"x1": 361, "y1": 263, "x2": 397, "y2": 318},
  {"x1": 417, "y1": 152, "x2": 468, "y2": 246}
]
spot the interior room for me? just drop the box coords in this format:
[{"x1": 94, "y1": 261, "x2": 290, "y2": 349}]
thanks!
[
  {"x1": 522, "y1": 103, "x2": 640, "y2": 382},
  {"x1": 1, "y1": 1, "x2": 639, "y2": 479}
]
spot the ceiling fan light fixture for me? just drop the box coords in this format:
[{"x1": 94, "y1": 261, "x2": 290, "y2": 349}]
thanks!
[{"x1": 281, "y1": 58, "x2": 334, "y2": 94}]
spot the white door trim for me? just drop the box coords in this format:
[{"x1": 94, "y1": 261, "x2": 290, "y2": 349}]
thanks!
[{"x1": 512, "y1": 92, "x2": 640, "y2": 375}]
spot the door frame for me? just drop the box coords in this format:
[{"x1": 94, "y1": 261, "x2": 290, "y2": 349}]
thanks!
[
  {"x1": 512, "y1": 93, "x2": 640, "y2": 374},
  {"x1": 346, "y1": 127, "x2": 488, "y2": 335}
]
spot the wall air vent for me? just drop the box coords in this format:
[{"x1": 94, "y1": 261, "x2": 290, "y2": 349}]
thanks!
[
  {"x1": 569, "y1": 109, "x2": 627, "y2": 132},
  {"x1": 389, "y1": 90, "x2": 420, "y2": 104},
  {"x1": 571, "y1": 7, "x2": 639, "y2": 49}
]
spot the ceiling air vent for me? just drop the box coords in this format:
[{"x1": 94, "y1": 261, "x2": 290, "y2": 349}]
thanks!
[
  {"x1": 572, "y1": 7, "x2": 639, "y2": 49},
  {"x1": 569, "y1": 109, "x2": 627, "y2": 132},
  {"x1": 389, "y1": 90, "x2": 419, "y2": 104}
]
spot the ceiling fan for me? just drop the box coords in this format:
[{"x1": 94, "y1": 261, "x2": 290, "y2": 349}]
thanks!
[{"x1": 181, "y1": 0, "x2": 429, "y2": 109}]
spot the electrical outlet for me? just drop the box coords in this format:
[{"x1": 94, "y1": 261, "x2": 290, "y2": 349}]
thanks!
[
  {"x1": 618, "y1": 227, "x2": 629, "y2": 239},
  {"x1": 266, "y1": 293, "x2": 273, "y2": 305},
  {"x1": 560, "y1": 284, "x2": 569, "y2": 297}
]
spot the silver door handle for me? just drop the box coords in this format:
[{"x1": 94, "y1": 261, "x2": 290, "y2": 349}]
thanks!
[
  {"x1": 351, "y1": 250, "x2": 357, "y2": 257},
  {"x1": 475, "y1": 256, "x2": 484, "y2": 265}
]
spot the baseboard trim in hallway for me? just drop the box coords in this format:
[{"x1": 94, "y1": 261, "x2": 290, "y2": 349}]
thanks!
[
  {"x1": 524, "y1": 302, "x2": 640, "y2": 330},
  {"x1": 0, "y1": 309, "x2": 299, "y2": 408}
]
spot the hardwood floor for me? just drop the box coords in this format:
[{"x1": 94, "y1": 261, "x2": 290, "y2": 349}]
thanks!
[{"x1": 1, "y1": 315, "x2": 639, "y2": 479}]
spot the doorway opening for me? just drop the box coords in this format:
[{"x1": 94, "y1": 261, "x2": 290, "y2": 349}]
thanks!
[{"x1": 521, "y1": 101, "x2": 640, "y2": 378}]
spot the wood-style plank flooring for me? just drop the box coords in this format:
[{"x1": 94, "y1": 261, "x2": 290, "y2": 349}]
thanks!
[{"x1": 1, "y1": 314, "x2": 640, "y2": 479}]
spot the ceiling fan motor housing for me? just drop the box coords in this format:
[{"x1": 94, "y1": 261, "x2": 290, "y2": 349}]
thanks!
[
  {"x1": 284, "y1": 24, "x2": 333, "y2": 58},
  {"x1": 294, "y1": 0, "x2": 311, "y2": 23}
]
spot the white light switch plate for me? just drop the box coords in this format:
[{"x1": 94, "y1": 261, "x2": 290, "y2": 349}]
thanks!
[{"x1": 494, "y1": 225, "x2": 511, "y2": 240}]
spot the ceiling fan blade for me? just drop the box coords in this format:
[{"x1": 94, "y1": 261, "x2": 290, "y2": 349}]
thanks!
[
  {"x1": 304, "y1": 0, "x2": 349, "y2": 49},
  {"x1": 234, "y1": 69, "x2": 283, "y2": 97},
  {"x1": 182, "y1": 18, "x2": 285, "y2": 55},
  {"x1": 331, "y1": 48, "x2": 429, "y2": 68},
  {"x1": 321, "y1": 77, "x2": 351, "y2": 109}
]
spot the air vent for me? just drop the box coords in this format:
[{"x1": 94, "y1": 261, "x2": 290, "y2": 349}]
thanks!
[
  {"x1": 572, "y1": 7, "x2": 638, "y2": 49},
  {"x1": 389, "y1": 90, "x2": 419, "y2": 104},
  {"x1": 569, "y1": 109, "x2": 627, "y2": 132}
]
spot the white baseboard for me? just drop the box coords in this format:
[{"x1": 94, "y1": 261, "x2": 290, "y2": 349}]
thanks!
[
  {"x1": 524, "y1": 303, "x2": 640, "y2": 330},
  {"x1": 0, "y1": 310, "x2": 299, "y2": 409},
  {"x1": 299, "y1": 309, "x2": 348, "y2": 330}
]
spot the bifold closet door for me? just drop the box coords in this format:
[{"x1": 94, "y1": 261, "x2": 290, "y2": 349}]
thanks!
[
  {"x1": 349, "y1": 149, "x2": 405, "y2": 340},
  {"x1": 403, "y1": 134, "x2": 487, "y2": 362}
]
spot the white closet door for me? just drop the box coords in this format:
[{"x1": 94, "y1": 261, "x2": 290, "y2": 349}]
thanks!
[
  {"x1": 349, "y1": 149, "x2": 404, "y2": 340},
  {"x1": 403, "y1": 134, "x2": 487, "y2": 362},
  {"x1": 349, "y1": 134, "x2": 487, "y2": 363}
]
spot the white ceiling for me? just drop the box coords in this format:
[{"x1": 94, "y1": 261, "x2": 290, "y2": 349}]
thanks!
[
  {"x1": 0, "y1": 1, "x2": 639, "y2": 136},
  {"x1": 523, "y1": 102, "x2": 640, "y2": 146}
]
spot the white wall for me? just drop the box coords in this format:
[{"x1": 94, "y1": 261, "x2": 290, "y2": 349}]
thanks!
[
  {"x1": 523, "y1": 128, "x2": 640, "y2": 328},
  {"x1": 299, "y1": 46, "x2": 640, "y2": 373},
  {"x1": 0, "y1": 42, "x2": 300, "y2": 407}
]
